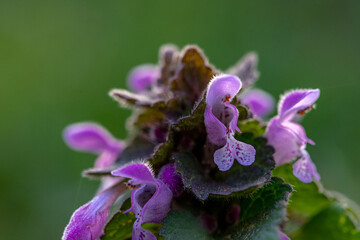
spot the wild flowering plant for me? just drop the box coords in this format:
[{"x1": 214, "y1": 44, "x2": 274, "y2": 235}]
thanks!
[{"x1": 62, "y1": 45, "x2": 360, "y2": 240}]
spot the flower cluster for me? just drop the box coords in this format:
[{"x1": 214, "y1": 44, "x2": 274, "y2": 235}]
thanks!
[{"x1": 60, "y1": 45, "x2": 354, "y2": 240}]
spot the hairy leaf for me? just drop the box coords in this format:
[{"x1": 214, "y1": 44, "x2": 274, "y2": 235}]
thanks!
[
  {"x1": 174, "y1": 134, "x2": 275, "y2": 200},
  {"x1": 171, "y1": 46, "x2": 218, "y2": 108},
  {"x1": 273, "y1": 163, "x2": 360, "y2": 237},
  {"x1": 273, "y1": 163, "x2": 330, "y2": 218},
  {"x1": 158, "y1": 44, "x2": 180, "y2": 86},
  {"x1": 293, "y1": 204, "x2": 360, "y2": 240},
  {"x1": 227, "y1": 52, "x2": 259, "y2": 89},
  {"x1": 109, "y1": 89, "x2": 158, "y2": 108},
  {"x1": 229, "y1": 177, "x2": 292, "y2": 240},
  {"x1": 148, "y1": 100, "x2": 207, "y2": 171},
  {"x1": 133, "y1": 108, "x2": 165, "y2": 128},
  {"x1": 160, "y1": 210, "x2": 212, "y2": 240}
]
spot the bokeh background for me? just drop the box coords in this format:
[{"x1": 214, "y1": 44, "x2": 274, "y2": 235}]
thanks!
[{"x1": 1, "y1": 1, "x2": 359, "y2": 239}]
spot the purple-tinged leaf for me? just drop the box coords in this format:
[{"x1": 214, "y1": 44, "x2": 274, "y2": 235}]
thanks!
[{"x1": 227, "y1": 52, "x2": 259, "y2": 89}]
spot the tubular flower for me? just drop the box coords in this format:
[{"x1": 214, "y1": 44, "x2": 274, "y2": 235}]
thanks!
[
  {"x1": 112, "y1": 163, "x2": 173, "y2": 240},
  {"x1": 241, "y1": 88, "x2": 275, "y2": 118},
  {"x1": 127, "y1": 64, "x2": 160, "y2": 93},
  {"x1": 63, "y1": 123, "x2": 124, "y2": 168},
  {"x1": 204, "y1": 74, "x2": 256, "y2": 171},
  {"x1": 265, "y1": 89, "x2": 320, "y2": 183},
  {"x1": 62, "y1": 184, "x2": 124, "y2": 240}
]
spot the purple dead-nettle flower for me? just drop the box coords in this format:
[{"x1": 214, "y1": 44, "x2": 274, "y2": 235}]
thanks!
[
  {"x1": 265, "y1": 89, "x2": 320, "y2": 183},
  {"x1": 112, "y1": 163, "x2": 173, "y2": 240},
  {"x1": 127, "y1": 64, "x2": 160, "y2": 93},
  {"x1": 204, "y1": 74, "x2": 256, "y2": 171},
  {"x1": 62, "y1": 183, "x2": 124, "y2": 240},
  {"x1": 63, "y1": 123, "x2": 125, "y2": 168},
  {"x1": 241, "y1": 88, "x2": 275, "y2": 118},
  {"x1": 158, "y1": 163, "x2": 184, "y2": 197}
]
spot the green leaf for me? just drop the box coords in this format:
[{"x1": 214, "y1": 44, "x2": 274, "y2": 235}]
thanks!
[
  {"x1": 236, "y1": 104, "x2": 249, "y2": 122},
  {"x1": 160, "y1": 210, "x2": 213, "y2": 240},
  {"x1": 101, "y1": 211, "x2": 136, "y2": 240},
  {"x1": 148, "y1": 131, "x2": 175, "y2": 171},
  {"x1": 142, "y1": 223, "x2": 164, "y2": 240},
  {"x1": 238, "y1": 119, "x2": 266, "y2": 138},
  {"x1": 159, "y1": 178, "x2": 291, "y2": 240},
  {"x1": 229, "y1": 177, "x2": 292, "y2": 240},
  {"x1": 293, "y1": 204, "x2": 360, "y2": 240},
  {"x1": 174, "y1": 134, "x2": 275, "y2": 200},
  {"x1": 273, "y1": 163, "x2": 332, "y2": 235},
  {"x1": 273, "y1": 163, "x2": 360, "y2": 238},
  {"x1": 272, "y1": 163, "x2": 331, "y2": 218},
  {"x1": 328, "y1": 191, "x2": 360, "y2": 230}
]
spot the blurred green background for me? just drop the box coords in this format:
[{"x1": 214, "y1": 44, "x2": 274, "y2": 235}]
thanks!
[{"x1": 1, "y1": 0, "x2": 359, "y2": 239}]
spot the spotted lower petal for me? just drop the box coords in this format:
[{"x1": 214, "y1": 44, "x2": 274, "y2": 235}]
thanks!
[
  {"x1": 214, "y1": 141, "x2": 235, "y2": 171},
  {"x1": 229, "y1": 136, "x2": 256, "y2": 166},
  {"x1": 293, "y1": 150, "x2": 320, "y2": 183}
]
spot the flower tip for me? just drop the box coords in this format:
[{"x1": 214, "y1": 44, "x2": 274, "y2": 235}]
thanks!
[
  {"x1": 206, "y1": 74, "x2": 242, "y2": 106},
  {"x1": 63, "y1": 123, "x2": 113, "y2": 154},
  {"x1": 278, "y1": 88, "x2": 321, "y2": 122},
  {"x1": 111, "y1": 162, "x2": 155, "y2": 184}
]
